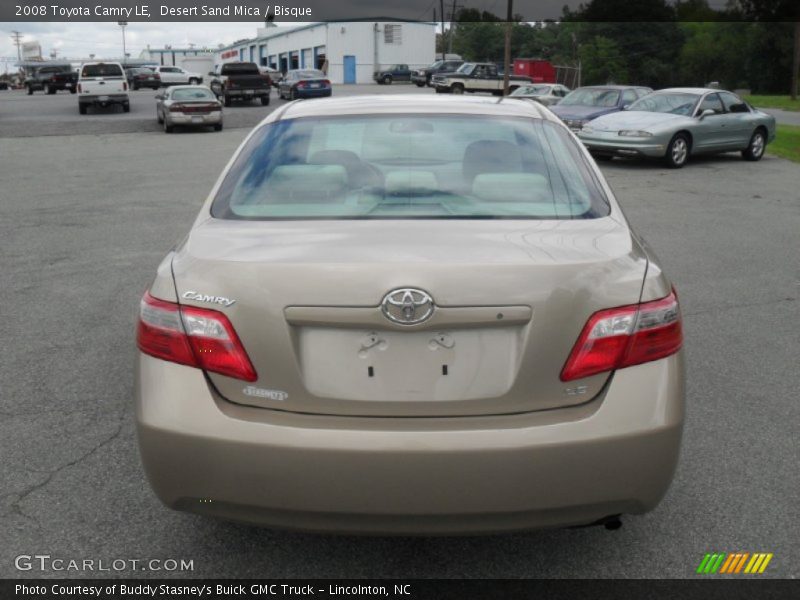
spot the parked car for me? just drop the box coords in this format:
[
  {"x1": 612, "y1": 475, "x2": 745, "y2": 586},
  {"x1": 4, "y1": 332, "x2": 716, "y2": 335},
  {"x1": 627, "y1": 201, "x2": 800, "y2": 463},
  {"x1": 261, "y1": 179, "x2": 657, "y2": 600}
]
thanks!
[
  {"x1": 209, "y1": 62, "x2": 270, "y2": 107},
  {"x1": 150, "y1": 65, "x2": 203, "y2": 86},
  {"x1": 136, "y1": 94, "x2": 685, "y2": 534},
  {"x1": 550, "y1": 85, "x2": 652, "y2": 132},
  {"x1": 77, "y1": 62, "x2": 129, "y2": 114},
  {"x1": 510, "y1": 83, "x2": 571, "y2": 106},
  {"x1": 373, "y1": 64, "x2": 412, "y2": 85},
  {"x1": 411, "y1": 59, "x2": 464, "y2": 87},
  {"x1": 24, "y1": 64, "x2": 77, "y2": 95},
  {"x1": 432, "y1": 62, "x2": 531, "y2": 95},
  {"x1": 155, "y1": 85, "x2": 223, "y2": 133},
  {"x1": 260, "y1": 66, "x2": 283, "y2": 88},
  {"x1": 0, "y1": 81, "x2": 10, "y2": 90},
  {"x1": 578, "y1": 88, "x2": 776, "y2": 168},
  {"x1": 278, "y1": 69, "x2": 332, "y2": 100},
  {"x1": 126, "y1": 67, "x2": 161, "y2": 90}
]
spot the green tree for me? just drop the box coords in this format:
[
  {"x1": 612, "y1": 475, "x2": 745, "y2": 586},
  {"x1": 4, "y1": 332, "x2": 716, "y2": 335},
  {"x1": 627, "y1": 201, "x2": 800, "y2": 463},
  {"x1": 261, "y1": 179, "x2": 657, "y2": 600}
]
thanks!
[{"x1": 579, "y1": 36, "x2": 629, "y2": 84}]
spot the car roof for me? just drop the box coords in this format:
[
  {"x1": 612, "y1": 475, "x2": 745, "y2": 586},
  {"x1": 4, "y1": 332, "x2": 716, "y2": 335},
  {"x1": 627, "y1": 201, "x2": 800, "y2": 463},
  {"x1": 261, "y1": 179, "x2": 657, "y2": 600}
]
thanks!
[
  {"x1": 655, "y1": 87, "x2": 722, "y2": 95},
  {"x1": 274, "y1": 94, "x2": 555, "y2": 122},
  {"x1": 166, "y1": 85, "x2": 211, "y2": 91},
  {"x1": 573, "y1": 85, "x2": 642, "y2": 90}
]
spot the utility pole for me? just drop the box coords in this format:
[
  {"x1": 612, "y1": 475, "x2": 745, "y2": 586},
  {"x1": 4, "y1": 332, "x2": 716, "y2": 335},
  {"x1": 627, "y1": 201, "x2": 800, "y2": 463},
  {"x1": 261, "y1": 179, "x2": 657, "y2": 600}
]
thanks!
[
  {"x1": 792, "y1": 21, "x2": 799, "y2": 101},
  {"x1": 439, "y1": 0, "x2": 445, "y2": 61},
  {"x1": 448, "y1": 1, "x2": 463, "y2": 55},
  {"x1": 11, "y1": 31, "x2": 23, "y2": 64},
  {"x1": 503, "y1": 0, "x2": 512, "y2": 95},
  {"x1": 118, "y1": 21, "x2": 128, "y2": 63}
]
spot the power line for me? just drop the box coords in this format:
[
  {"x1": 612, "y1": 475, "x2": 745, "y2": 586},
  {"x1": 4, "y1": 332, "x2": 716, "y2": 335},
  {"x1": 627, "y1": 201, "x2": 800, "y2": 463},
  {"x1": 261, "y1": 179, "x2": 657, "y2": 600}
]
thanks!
[{"x1": 11, "y1": 30, "x2": 23, "y2": 63}]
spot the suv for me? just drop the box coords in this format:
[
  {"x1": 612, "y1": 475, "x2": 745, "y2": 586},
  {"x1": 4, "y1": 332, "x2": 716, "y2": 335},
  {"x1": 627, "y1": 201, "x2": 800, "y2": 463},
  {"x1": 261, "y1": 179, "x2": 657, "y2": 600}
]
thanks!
[
  {"x1": 209, "y1": 62, "x2": 270, "y2": 107},
  {"x1": 411, "y1": 60, "x2": 464, "y2": 87},
  {"x1": 77, "y1": 62, "x2": 130, "y2": 114},
  {"x1": 373, "y1": 64, "x2": 412, "y2": 85},
  {"x1": 126, "y1": 67, "x2": 161, "y2": 90},
  {"x1": 150, "y1": 65, "x2": 203, "y2": 86}
]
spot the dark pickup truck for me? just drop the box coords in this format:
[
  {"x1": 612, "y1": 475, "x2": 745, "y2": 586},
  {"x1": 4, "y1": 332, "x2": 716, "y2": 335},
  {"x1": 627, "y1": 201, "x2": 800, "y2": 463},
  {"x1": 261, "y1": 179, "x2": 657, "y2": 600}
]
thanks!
[
  {"x1": 209, "y1": 62, "x2": 270, "y2": 107},
  {"x1": 411, "y1": 59, "x2": 464, "y2": 87},
  {"x1": 432, "y1": 62, "x2": 531, "y2": 95},
  {"x1": 25, "y1": 65, "x2": 77, "y2": 95}
]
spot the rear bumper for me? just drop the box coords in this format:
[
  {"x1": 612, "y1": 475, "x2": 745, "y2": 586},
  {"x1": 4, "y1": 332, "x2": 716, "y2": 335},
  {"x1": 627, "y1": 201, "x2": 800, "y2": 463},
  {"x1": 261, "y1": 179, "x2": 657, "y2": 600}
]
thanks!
[
  {"x1": 296, "y1": 88, "x2": 332, "y2": 98},
  {"x1": 411, "y1": 74, "x2": 428, "y2": 84},
  {"x1": 165, "y1": 112, "x2": 222, "y2": 126},
  {"x1": 136, "y1": 352, "x2": 684, "y2": 534},
  {"x1": 225, "y1": 88, "x2": 269, "y2": 97},
  {"x1": 79, "y1": 94, "x2": 129, "y2": 105}
]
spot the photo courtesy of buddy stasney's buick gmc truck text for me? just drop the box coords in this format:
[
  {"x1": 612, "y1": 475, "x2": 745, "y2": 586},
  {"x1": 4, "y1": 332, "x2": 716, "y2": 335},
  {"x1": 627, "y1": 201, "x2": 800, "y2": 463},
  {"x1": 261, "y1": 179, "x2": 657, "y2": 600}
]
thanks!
[{"x1": 20, "y1": 5, "x2": 312, "y2": 18}]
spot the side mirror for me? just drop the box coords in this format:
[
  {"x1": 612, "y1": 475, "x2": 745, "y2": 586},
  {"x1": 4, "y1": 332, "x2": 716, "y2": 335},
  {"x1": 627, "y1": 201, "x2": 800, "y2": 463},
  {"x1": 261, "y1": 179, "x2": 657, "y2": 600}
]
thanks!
[
  {"x1": 622, "y1": 104, "x2": 630, "y2": 110},
  {"x1": 698, "y1": 108, "x2": 716, "y2": 120}
]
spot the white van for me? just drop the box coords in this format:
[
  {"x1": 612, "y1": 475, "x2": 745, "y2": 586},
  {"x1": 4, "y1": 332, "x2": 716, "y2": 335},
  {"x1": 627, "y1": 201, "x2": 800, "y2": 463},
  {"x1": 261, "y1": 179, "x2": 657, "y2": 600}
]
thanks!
[{"x1": 77, "y1": 62, "x2": 129, "y2": 114}]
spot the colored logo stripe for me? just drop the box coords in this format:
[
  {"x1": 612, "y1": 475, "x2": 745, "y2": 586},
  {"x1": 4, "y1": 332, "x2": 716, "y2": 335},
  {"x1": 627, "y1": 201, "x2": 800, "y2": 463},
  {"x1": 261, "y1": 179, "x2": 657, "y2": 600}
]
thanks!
[{"x1": 698, "y1": 552, "x2": 773, "y2": 574}]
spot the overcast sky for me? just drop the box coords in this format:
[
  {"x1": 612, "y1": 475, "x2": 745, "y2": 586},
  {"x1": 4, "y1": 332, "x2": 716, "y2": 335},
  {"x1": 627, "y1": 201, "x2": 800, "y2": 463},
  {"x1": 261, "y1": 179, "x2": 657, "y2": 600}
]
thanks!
[{"x1": 0, "y1": 22, "x2": 268, "y2": 69}]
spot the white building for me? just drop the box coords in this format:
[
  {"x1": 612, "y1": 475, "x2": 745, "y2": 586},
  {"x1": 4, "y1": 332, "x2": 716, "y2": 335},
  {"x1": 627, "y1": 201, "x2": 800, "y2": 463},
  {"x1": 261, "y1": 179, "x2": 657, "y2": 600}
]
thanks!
[
  {"x1": 139, "y1": 46, "x2": 214, "y2": 67},
  {"x1": 214, "y1": 21, "x2": 437, "y2": 84}
]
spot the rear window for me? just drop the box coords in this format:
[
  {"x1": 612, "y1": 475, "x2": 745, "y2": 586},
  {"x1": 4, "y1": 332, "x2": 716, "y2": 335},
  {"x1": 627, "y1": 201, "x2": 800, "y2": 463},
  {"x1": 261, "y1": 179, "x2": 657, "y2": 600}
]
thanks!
[
  {"x1": 81, "y1": 64, "x2": 123, "y2": 78},
  {"x1": 171, "y1": 88, "x2": 216, "y2": 101},
  {"x1": 211, "y1": 115, "x2": 610, "y2": 220},
  {"x1": 221, "y1": 63, "x2": 259, "y2": 75}
]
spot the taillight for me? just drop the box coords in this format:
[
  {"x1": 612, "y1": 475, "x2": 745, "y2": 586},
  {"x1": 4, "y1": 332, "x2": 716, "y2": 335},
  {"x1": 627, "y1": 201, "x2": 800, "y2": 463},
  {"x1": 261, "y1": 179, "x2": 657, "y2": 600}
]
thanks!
[
  {"x1": 323, "y1": 79, "x2": 331, "y2": 86},
  {"x1": 560, "y1": 289, "x2": 682, "y2": 382},
  {"x1": 137, "y1": 292, "x2": 257, "y2": 382},
  {"x1": 123, "y1": 81, "x2": 128, "y2": 91},
  {"x1": 297, "y1": 81, "x2": 306, "y2": 89},
  {"x1": 169, "y1": 103, "x2": 185, "y2": 112},
  {"x1": 77, "y1": 83, "x2": 82, "y2": 92},
  {"x1": 154, "y1": 73, "x2": 160, "y2": 79}
]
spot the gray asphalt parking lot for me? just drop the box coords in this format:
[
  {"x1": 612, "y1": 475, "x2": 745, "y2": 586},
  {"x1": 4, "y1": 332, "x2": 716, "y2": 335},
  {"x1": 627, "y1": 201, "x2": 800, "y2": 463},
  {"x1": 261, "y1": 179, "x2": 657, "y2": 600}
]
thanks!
[{"x1": 1, "y1": 86, "x2": 798, "y2": 579}]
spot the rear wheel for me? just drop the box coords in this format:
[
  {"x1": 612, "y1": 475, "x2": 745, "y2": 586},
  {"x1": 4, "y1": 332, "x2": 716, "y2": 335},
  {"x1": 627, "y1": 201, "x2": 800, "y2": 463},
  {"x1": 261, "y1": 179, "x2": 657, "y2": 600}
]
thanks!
[
  {"x1": 214, "y1": 123, "x2": 223, "y2": 132},
  {"x1": 27, "y1": 85, "x2": 33, "y2": 95},
  {"x1": 742, "y1": 129, "x2": 766, "y2": 161},
  {"x1": 593, "y1": 153, "x2": 614, "y2": 162},
  {"x1": 415, "y1": 82, "x2": 425, "y2": 88},
  {"x1": 451, "y1": 83, "x2": 464, "y2": 95},
  {"x1": 383, "y1": 75, "x2": 393, "y2": 85},
  {"x1": 290, "y1": 88, "x2": 297, "y2": 101},
  {"x1": 156, "y1": 108, "x2": 163, "y2": 124},
  {"x1": 664, "y1": 133, "x2": 690, "y2": 169},
  {"x1": 79, "y1": 104, "x2": 87, "y2": 115},
  {"x1": 224, "y1": 94, "x2": 232, "y2": 107},
  {"x1": 260, "y1": 95, "x2": 270, "y2": 105},
  {"x1": 133, "y1": 82, "x2": 140, "y2": 90},
  {"x1": 164, "y1": 118, "x2": 174, "y2": 133},
  {"x1": 69, "y1": 86, "x2": 76, "y2": 94},
  {"x1": 45, "y1": 84, "x2": 54, "y2": 95},
  {"x1": 188, "y1": 78, "x2": 199, "y2": 85},
  {"x1": 122, "y1": 102, "x2": 130, "y2": 113}
]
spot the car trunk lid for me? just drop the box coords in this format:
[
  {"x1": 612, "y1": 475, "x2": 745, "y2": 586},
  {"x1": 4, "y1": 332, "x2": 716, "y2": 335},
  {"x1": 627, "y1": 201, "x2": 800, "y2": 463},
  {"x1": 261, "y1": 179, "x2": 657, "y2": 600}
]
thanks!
[{"x1": 171, "y1": 217, "x2": 647, "y2": 417}]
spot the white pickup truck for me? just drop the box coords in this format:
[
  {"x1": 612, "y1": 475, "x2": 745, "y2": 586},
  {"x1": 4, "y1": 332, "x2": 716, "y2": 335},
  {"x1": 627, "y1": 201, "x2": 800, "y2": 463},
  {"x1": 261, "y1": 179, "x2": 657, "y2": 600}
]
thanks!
[{"x1": 77, "y1": 62, "x2": 130, "y2": 114}]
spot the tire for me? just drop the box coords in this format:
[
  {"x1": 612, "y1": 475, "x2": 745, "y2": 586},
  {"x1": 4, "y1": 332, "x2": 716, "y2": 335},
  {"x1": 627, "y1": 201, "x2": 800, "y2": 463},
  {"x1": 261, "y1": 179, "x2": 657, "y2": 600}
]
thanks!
[
  {"x1": 664, "y1": 133, "x2": 690, "y2": 169},
  {"x1": 415, "y1": 82, "x2": 425, "y2": 88},
  {"x1": 383, "y1": 75, "x2": 392, "y2": 85},
  {"x1": 79, "y1": 104, "x2": 87, "y2": 115},
  {"x1": 260, "y1": 95, "x2": 270, "y2": 106},
  {"x1": 156, "y1": 108, "x2": 163, "y2": 124},
  {"x1": 224, "y1": 94, "x2": 232, "y2": 107},
  {"x1": 434, "y1": 87, "x2": 444, "y2": 94},
  {"x1": 290, "y1": 88, "x2": 297, "y2": 101},
  {"x1": 593, "y1": 153, "x2": 614, "y2": 162},
  {"x1": 69, "y1": 86, "x2": 76, "y2": 94},
  {"x1": 45, "y1": 84, "x2": 54, "y2": 95},
  {"x1": 214, "y1": 123, "x2": 223, "y2": 132},
  {"x1": 451, "y1": 84, "x2": 465, "y2": 95},
  {"x1": 122, "y1": 103, "x2": 130, "y2": 113},
  {"x1": 742, "y1": 128, "x2": 766, "y2": 162},
  {"x1": 27, "y1": 85, "x2": 33, "y2": 95},
  {"x1": 133, "y1": 82, "x2": 139, "y2": 91},
  {"x1": 188, "y1": 78, "x2": 199, "y2": 85},
  {"x1": 164, "y1": 119, "x2": 174, "y2": 133}
]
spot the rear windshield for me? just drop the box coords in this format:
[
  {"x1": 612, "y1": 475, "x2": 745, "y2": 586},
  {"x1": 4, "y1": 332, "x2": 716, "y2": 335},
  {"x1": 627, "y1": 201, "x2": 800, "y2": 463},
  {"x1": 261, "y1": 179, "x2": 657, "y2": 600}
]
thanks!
[
  {"x1": 221, "y1": 63, "x2": 259, "y2": 74},
  {"x1": 171, "y1": 88, "x2": 216, "y2": 101},
  {"x1": 81, "y1": 64, "x2": 123, "y2": 78},
  {"x1": 211, "y1": 115, "x2": 610, "y2": 220}
]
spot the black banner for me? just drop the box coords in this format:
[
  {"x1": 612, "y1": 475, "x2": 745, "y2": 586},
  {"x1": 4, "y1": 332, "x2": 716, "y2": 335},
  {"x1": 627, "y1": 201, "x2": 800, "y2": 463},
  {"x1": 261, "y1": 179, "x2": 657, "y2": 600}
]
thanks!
[
  {"x1": 4, "y1": 0, "x2": 800, "y2": 23},
  {"x1": 2, "y1": 580, "x2": 798, "y2": 600}
]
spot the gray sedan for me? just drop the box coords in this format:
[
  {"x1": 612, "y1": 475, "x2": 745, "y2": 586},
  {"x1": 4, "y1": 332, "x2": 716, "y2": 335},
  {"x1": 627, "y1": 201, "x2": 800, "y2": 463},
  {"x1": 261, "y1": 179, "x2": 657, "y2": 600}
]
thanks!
[
  {"x1": 577, "y1": 88, "x2": 776, "y2": 168},
  {"x1": 155, "y1": 85, "x2": 223, "y2": 134}
]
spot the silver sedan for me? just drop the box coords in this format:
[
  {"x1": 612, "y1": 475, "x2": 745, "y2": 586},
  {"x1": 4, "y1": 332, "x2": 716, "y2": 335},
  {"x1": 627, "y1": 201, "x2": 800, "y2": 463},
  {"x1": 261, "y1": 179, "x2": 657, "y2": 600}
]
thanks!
[
  {"x1": 577, "y1": 88, "x2": 776, "y2": 168},
  {"x1": 155, "y1": 85, "x2": 223, "y2": 134}
]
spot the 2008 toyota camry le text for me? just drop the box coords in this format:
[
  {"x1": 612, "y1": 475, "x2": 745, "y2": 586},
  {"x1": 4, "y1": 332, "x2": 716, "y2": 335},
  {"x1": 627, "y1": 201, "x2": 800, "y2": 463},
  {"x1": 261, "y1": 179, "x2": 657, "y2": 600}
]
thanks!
[{"x1": 135, "y1": 95, "x2": 685, "y2": 534}]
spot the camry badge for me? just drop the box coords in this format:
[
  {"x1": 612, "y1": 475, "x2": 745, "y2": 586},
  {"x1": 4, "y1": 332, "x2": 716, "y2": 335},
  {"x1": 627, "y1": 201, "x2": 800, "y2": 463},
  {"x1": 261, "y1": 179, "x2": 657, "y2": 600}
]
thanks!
[
  {"x1": 182, "y1": 290, "x2": 236, "y2": 307},
  {"x1": 381, "y1": 288, "x2": 435, "y2": 325}
]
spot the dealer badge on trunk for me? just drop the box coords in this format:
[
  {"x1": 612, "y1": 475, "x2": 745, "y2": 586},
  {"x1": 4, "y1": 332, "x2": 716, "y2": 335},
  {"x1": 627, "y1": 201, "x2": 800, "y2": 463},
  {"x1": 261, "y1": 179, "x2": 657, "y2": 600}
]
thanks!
[{"x1": 381, "y1": 288, "x2": 435, "y2": 325}]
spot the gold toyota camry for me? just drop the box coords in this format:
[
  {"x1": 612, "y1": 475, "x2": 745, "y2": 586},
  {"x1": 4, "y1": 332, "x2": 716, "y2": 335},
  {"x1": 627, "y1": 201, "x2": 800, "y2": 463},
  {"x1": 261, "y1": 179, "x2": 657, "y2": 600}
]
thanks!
[{"x1": 135, "y1": 95, "x2": 685, "y2": 534}]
